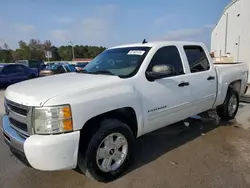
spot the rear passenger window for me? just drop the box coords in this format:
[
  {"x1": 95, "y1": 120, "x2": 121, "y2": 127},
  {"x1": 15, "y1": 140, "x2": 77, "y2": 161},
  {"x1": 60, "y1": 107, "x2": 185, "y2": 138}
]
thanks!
[
  {"x1": 184, "y1": 46, "x2": 210, "y2": 73},
  {"x1": 147, "y1": 46, "x2": 184, "y2": 76},
  {"x1": 3, "y1": 65, "x2": 18, "y2": 74},
  {"x1": 16, "y1": 65, "x2": 27, "y2": 72}
]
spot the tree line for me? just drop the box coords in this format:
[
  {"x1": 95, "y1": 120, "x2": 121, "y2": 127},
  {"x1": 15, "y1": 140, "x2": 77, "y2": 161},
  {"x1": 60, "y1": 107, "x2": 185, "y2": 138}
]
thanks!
[{"x1": 0, "y1": 39, "x2": 107, "y2": 63}]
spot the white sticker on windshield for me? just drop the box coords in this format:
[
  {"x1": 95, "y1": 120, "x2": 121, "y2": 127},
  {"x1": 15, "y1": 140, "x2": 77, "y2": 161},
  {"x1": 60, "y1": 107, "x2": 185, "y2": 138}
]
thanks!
[{"x1": 127, "y1": 50, "x2": 145, "y2": 55}]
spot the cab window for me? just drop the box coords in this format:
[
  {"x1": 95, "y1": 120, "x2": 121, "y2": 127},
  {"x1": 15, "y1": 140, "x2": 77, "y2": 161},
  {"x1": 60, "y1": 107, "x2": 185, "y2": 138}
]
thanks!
[
  {"x1": 183, "y1": 46, "x2": 210, "y2": 73},
  {"x1": 147, "y1": 46, "x2": 184, "y2": 76}
]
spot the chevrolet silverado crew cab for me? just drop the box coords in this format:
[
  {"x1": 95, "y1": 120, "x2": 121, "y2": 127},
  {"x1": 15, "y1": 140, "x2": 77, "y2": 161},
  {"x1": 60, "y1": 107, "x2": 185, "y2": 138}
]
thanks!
[{"x1": 2, "y1": 41, "x2": 248, "y2": 182}]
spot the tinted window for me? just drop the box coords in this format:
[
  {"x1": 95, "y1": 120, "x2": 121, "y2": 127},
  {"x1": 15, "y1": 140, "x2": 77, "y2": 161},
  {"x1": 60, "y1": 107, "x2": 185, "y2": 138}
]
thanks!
[
  {"x1": 29, "y1": 60, "x2": 40, "y2": 68},
  {"x1": 67, "y1": 64, "x2": 76, "y2": 72},
  {"x1": 64, "y1": 65, "x2": 75, "y2": 72},
  {"x1": 147, "y1": 46, "x2": 184, "y2": 75},
  {"x1": 2, "y1": 65, "x2": 20, "y2": 74},
  {"x1": 54, "y1": 65, "x2": 66, "y2": 74},
  {"x1": 184, "y1": 46, "x2": 210, "y2": 73},
  {"x1": 16, "y1": 65, "x2": 27, "y2": 72}
]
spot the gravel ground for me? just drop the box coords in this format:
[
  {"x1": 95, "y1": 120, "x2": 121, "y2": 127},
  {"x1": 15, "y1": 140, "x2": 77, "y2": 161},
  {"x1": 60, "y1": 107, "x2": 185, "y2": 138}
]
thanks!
[{"x1": 1, "y1": 89, "x2": 250, "y2": 188}]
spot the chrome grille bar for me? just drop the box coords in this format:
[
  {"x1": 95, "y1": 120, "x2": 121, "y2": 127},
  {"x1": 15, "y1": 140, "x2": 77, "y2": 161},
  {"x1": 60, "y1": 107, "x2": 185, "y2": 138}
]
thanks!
[{"x1": 4, "y1": 98, "x2": 33, "y2": 136}]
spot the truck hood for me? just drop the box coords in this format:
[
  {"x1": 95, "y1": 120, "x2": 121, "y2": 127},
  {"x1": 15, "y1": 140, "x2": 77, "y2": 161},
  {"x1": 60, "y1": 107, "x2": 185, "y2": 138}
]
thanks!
[{"x1": 5, "y1": 73, "x2": 122, "y2": 106}]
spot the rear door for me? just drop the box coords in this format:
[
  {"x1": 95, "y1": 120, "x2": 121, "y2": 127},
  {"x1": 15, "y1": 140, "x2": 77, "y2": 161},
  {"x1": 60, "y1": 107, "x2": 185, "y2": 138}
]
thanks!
[{"x1": 183, "y1": 45, "x2": 217, "y2": 113}]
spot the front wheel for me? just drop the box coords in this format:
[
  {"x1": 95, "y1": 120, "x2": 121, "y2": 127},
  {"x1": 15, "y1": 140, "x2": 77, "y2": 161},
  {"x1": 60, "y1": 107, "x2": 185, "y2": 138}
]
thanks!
[
  {"x1": 77, "y1": 119, "x2": 135, "y2": 182},
  {"x1": 216, "y1": 90, "x2": 239, "y2": 120}
]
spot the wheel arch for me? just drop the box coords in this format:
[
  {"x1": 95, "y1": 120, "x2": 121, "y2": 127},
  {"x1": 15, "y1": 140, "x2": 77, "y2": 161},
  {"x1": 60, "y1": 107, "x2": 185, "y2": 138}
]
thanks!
[
  {"x1": 78, "y1": 107, "x2": 139, "y2": 155},
  {"x1": 81, "y1": 107, "x2": 138, "y2": 137},
  {"x1": 228, "y1": 80, "x2": 242, "y2": 94}
]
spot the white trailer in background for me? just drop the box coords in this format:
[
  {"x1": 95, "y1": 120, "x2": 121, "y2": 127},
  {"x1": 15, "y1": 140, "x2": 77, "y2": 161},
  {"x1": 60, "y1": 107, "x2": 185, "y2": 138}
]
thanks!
[{"x1": 211, "y1": 0, "x2": 250, "y2": 83}]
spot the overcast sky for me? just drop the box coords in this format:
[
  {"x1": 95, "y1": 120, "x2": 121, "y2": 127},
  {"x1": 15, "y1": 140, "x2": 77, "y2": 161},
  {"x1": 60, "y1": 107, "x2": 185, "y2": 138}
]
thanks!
[{"x1": 0, "y1": 0, "x2": 231, "y2": 49}]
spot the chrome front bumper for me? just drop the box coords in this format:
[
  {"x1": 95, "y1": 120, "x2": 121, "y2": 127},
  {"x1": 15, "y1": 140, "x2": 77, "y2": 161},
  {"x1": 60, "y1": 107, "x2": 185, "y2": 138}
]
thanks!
[{"x1": 2, "y1": 115, "x2": 26, "y2": 153}]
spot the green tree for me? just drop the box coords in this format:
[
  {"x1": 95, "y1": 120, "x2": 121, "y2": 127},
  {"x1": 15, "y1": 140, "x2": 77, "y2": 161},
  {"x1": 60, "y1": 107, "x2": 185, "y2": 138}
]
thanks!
[
  {"x1": 28, "y1": 39, "x2": 44, "y2": 60},
  {"x1": 18, "y1": 40, "x2": 31, "y2": 59},
  {"x1": 50, "y1": 46, "x2": 60, "y2": 61},
  {"x1": 0, "y1": 50, "x2": 12, "y2": 63},
  {"x1": 0, "y1": 39, "x2": 106, "y2": 62},
  {"x1": 44, "y1": 40, "x2": 52, "y2": 52}
]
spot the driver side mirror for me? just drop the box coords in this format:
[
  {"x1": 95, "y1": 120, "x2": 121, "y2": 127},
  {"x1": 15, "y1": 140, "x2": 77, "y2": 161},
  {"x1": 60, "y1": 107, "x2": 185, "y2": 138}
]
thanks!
[{"x1": 146, "y1": 64, "x2": 175, "y2": 81}]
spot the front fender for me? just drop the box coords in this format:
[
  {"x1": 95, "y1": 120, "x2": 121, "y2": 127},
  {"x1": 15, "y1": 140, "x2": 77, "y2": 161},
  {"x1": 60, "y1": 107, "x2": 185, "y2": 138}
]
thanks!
[{"x1": 44, "y1": 84, "x2": 144, "y2": 137}]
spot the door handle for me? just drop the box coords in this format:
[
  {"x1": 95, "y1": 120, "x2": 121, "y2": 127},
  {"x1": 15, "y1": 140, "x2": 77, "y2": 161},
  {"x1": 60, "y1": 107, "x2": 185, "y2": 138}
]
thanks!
[
  {"x1": 207, "y1": 76, "x2": 215, "y2": 80},
  {"x1": 178, "y1": 82, "x2": 189, "y2": 87}
]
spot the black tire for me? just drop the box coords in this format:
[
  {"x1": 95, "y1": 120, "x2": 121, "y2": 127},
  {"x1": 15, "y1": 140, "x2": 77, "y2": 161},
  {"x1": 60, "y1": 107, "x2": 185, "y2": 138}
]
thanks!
[
  {"x1": 28, "y1": 74, "x2": 35, "y2": 79},
  {"x1": 77, "y1": 119, "x2": 135, "y2": 182},
  {"x1": 216, "y1": 89, "x2": 239, "y2": 120}
]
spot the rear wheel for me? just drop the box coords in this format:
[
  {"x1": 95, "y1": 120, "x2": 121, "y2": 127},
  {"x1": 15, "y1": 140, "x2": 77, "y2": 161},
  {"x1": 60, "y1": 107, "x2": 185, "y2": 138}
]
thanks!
[
  {"x1": 216, "y1": 90, "x2": 239, "y2": 120},
  {"x1": 77, "y1": 119, "x2": 135, "y2": 182}
]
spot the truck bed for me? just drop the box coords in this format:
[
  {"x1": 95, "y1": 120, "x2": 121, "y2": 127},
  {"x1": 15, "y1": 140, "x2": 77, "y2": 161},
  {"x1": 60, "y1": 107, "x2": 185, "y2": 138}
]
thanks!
[{"x1": 213, "y1": 61, "x2": 248, "y2": 106}]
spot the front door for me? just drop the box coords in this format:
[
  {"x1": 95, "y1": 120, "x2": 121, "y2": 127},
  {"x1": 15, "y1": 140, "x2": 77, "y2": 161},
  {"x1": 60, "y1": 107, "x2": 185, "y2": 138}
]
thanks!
[{"x1": 137, "y1": 45, "x2": 193, "y2": 134}]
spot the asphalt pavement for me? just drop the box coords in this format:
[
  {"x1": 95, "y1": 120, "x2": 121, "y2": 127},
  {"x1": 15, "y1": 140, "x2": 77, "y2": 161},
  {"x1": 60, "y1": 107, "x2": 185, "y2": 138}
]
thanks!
[{"x1": 1, "y1": 89, "x2": 250, "y2": 188}]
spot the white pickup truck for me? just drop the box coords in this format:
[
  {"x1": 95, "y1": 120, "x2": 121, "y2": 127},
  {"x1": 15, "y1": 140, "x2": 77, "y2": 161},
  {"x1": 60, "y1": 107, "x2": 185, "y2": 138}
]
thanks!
[{"x1": 2, "y1": 41, "x2": 248, "y2": 182}]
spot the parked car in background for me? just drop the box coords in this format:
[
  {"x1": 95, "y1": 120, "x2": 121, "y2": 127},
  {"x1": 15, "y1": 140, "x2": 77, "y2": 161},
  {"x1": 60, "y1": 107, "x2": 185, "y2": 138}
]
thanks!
[
  {"x1": 75, "y1": 62, "x2": 89, "y2": 72},
  {"x1": 15, "y1": 60, "x2": 46, "y2": 74},
  {"x1": 39, "y1": 63, "x2": 76, "y2": 77},
  {"x1": 0, "y1": 63, "x2": 38, "y2": 88}
]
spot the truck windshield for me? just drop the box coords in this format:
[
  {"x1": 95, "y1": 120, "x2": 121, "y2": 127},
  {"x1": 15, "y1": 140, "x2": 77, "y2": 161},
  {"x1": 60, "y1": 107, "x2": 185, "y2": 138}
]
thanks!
[{"x1": 82, "y1": 47, "x2": 151, "y2": 77}]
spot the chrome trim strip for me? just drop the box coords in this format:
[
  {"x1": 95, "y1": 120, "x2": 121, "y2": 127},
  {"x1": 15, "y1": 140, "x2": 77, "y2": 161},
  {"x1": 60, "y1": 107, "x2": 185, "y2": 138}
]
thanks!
[
  {"x1": 5, "y1": 98, "x2": 30, "y2": 110},
  {"x1": 8, "y1": 110, "x2": 27, "y2": 124},
  {"x1": 2, "y1": 115, "x2": 25, "y2": 153},
  {"x1": 10, "y1": 123, "x2": 29, "y2": 137},
  {"x1": 27, "y1": 107, "x2": 34, "y2": 135},
  {"x1": 4, "y1": 98, "x2": 33, "y2": 136}
]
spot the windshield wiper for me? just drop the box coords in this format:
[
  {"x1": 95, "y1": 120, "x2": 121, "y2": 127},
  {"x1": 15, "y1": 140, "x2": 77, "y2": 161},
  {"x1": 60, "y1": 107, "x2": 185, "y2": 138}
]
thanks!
[{"x1": 79, "y1": 69, "x2": 115, "y2": 76}]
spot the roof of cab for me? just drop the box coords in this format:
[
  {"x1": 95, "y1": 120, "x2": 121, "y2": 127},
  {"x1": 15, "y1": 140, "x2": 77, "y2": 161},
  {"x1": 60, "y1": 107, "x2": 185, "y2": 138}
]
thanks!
[{"x1": 109, "y1": 41, "x2": 205, "y2": 49}]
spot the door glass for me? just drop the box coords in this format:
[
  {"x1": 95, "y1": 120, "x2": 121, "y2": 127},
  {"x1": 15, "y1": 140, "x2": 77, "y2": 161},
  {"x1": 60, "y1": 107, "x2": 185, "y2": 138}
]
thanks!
[
  {"x1": 147, "y1": 46, "x2": 184, "y2": 76},
  {"x1": 55, "y1": 65, "x2": 66, "y2": 73},
  {"x1": 16, "y1": 65, "x2": 26, "y2": 72},
  {"x1": 29, "y1": 60, "x2": 40, "y2": 68},
  {"x1": 64, "y1": 65, "x2": 71, "y2": 72},
  {"x1": 183, "y1": 46, "x2": 210, "y2": 73},
  {"x1": 2, "y1": 65, "x2": 18, "y2": 74}
]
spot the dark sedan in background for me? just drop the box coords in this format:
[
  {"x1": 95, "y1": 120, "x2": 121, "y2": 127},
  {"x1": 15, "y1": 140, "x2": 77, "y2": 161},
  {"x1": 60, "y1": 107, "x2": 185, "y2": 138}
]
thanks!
[
  {"x1": 39, "y1": 63, "x2": 76, "y2": 77},
  {"x1": 0, "y1": 63, "x2": 38, "y2": 88}
]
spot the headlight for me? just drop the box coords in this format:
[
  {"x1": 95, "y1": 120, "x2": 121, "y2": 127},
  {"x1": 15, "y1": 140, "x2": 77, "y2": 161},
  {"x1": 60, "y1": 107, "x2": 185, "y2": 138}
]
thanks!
[{"x1": 33, "y1": 104, "x2": 73, "y2": 134}]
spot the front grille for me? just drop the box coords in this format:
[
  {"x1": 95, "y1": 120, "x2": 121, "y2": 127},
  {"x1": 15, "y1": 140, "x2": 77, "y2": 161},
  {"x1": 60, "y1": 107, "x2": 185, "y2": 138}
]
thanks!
[
  {"x1": 9, "y1": 118, "x2": 28, "y2": 132},
  {"x1": 5, "y1": 98, "x2": 31, "y2": 136},
  {"x1": 7, "y1": 103, "x2": 28, "y2": 116}
]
